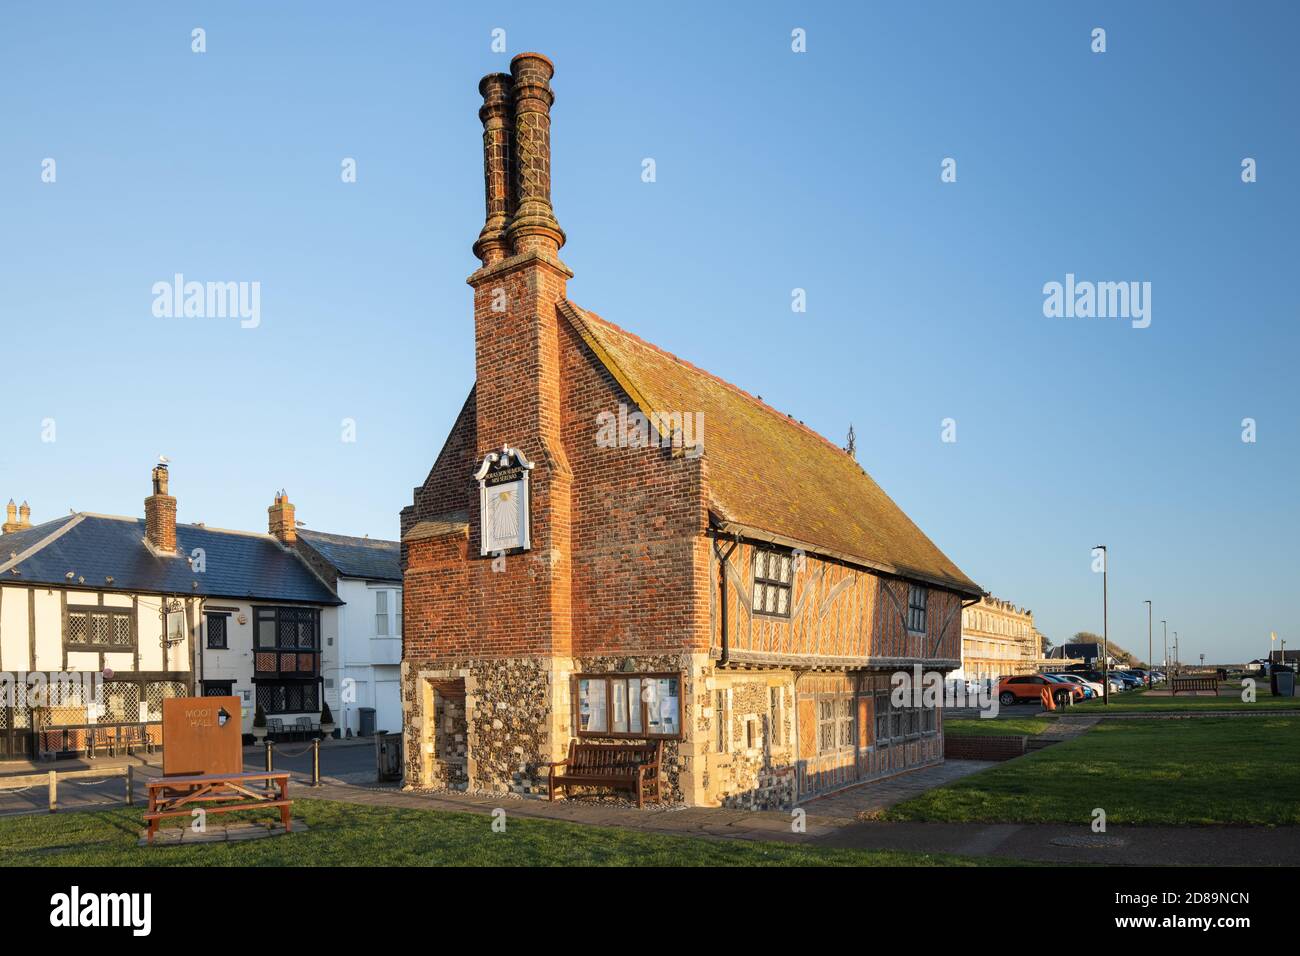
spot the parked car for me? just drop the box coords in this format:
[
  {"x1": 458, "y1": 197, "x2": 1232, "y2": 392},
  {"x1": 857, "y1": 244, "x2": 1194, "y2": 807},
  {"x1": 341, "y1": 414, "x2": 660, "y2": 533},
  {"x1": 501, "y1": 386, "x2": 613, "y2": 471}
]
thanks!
[
  {"x1": 1080, "y1": 670, "x2": 1127, "y2": 694},
  {"x1": 998, "y1": 674, "x2": 1085, "y2": 707},
  {"x1": 1047, "y1": 672, "x2": 1103, "y2": 698}
]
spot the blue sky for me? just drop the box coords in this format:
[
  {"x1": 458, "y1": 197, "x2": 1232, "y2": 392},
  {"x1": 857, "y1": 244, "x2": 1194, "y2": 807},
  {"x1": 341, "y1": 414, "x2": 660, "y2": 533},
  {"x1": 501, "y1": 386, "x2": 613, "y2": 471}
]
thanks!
[{"x1": 1, "y1": 2, "x2": 1295, "y2": 664}]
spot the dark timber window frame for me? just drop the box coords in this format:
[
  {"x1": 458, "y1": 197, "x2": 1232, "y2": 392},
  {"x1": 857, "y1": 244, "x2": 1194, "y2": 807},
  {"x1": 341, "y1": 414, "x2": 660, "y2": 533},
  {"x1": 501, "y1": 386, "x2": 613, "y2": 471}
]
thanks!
[
  {"x1": 574, "y1": 673, "x2": 683, "y2": 740},
  {"x1": 873, "y1": 684, "x2": 938, "y2": 748},
  {"x1": 752, "y1": 548, "x2": 793, "y2": 618},
  {"x1": 907, "y1": 584, "x2": 928, "y2": 634},
  {"x1": 251, "y1": 606, "x2": 322, "y2": 714},
  {"x1": 205, "y1": 612, "x2": 229, "y2": 649},
  {"x1": 202, "y1": 680, "x2": 234, "y2": 697},
  {"x1": 255, "y1": 682, "x2": 321, "y2": 715},
  {"x1": 64, "y1": 604, "x2": 135, "y2": 650}
]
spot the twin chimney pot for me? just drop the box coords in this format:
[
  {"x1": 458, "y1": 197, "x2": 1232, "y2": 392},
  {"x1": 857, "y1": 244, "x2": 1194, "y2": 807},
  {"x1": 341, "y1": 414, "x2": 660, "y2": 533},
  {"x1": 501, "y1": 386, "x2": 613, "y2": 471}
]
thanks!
[
  {"x1": 2, "y1": 499, "x2": 31, "y2": 534},
  {"x1": 472, "y1": 53, "x2": 565, "y2": 266}
]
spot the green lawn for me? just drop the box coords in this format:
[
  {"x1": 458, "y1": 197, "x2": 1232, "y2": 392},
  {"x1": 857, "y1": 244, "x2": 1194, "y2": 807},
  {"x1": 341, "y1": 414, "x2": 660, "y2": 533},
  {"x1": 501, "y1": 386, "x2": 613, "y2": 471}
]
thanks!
[
  {"x1": 943, "y1": 717, "x2": 1053, "y2": 738},
  {"x1": 887, "y1": 717, "x2": 1300, "y2": 826},
  {"x1": 1073, "y1": 684, "x2": 1297, "y2": 713},
  {"x1": 0, "y1": 798, "x2": 997, "y2": 867}
]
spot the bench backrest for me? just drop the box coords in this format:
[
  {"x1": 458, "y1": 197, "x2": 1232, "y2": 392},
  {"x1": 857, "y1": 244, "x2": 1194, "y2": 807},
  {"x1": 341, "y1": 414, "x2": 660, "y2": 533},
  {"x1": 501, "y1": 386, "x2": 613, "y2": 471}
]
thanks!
[
  {"x1": 1172, "y1": 677, "x2": 1217, "y2": 690},
  {"x1": 568, "y1": 740, "x2": 661, "y2": 775}
]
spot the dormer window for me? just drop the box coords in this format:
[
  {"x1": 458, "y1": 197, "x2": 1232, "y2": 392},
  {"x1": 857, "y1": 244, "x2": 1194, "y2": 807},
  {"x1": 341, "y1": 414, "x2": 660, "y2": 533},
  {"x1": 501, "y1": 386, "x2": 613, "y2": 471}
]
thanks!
[{"x1": 753, "y1": 548, "x2": 792, "y2": 618}]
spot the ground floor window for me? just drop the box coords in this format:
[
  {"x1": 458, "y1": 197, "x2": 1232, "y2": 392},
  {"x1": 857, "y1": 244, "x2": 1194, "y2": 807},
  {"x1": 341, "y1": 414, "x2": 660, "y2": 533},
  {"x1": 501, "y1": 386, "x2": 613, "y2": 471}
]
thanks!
[
  {"x1": 816, "y1": 695, "x2": 855, "y2": 755},
  {"x1": 576, "y1": 673, "x2": 681, "y2": 739},
  {"x1": 873, "y1": 683, "x2": 938, "y2": 747},
  {"x1": 203, "y1": 680, "x2": 234, "y2": 697},
  {"x1": 256, "y1": 682, "x2": 319, "y2": 714},
  {"x1": 768, "y1": 686, "x2": 783, "y2": 746}
]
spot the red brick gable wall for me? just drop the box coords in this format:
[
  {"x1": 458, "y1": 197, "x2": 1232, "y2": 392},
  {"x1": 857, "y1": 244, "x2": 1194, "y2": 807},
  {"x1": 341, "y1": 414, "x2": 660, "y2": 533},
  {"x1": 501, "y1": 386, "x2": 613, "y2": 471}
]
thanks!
[
  {"x1": 558, "y1": 312, "x2": 710, "y2": 656},
  {"x1": 404, "y1": 388, "x2": 477, "y2": 537}
]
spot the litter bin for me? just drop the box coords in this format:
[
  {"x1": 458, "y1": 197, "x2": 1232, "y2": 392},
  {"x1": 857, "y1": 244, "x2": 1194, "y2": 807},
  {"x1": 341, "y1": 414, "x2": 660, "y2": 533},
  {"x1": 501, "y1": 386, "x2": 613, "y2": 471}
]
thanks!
[
  {"x1": 376, "y1": 731, "x2": 403, "y2": 783},
  {"x1": 358, "y1": 707, "x2": 376, "y2": 737},
  {"x1": 1272, "y1": 666, "x2": 1295, "y2": 698}
]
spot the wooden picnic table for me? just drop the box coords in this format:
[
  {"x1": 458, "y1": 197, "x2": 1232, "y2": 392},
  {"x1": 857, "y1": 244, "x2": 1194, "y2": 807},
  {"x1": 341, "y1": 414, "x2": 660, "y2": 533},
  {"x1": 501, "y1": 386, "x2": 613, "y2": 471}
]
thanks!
[{"x1": 145, "y1": 770, "x2": 292, "y2": 844}]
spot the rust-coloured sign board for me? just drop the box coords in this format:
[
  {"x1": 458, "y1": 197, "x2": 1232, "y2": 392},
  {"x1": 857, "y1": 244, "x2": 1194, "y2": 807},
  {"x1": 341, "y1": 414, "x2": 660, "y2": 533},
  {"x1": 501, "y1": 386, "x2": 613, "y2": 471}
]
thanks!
[{"x1": 162, "y1": 696, "x2": 243, "y2": 777}]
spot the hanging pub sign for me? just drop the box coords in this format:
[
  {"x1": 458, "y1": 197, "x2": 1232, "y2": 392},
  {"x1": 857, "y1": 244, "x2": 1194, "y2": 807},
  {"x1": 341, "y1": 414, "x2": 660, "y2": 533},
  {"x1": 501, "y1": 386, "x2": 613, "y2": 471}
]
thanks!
[
  {"x1": 475, "y1": 444, "x2": 534, "y2": 556},
  {"x1": 161, "y1": 598, "x2": 187, "y2": 649}
]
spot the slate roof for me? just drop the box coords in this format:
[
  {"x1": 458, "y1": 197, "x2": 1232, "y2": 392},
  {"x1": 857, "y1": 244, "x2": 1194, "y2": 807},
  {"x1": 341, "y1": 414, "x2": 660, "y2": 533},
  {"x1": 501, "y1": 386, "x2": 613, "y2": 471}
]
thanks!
[
  {"x1": 561, "y1": 300, "x2": 981, "y2": 596},
  {"x1": 297, "y1": 529, "x2": 401, "y2": 582},
  {"x1": 0, "y1": 514, "x2": 340, "y2": 604}
]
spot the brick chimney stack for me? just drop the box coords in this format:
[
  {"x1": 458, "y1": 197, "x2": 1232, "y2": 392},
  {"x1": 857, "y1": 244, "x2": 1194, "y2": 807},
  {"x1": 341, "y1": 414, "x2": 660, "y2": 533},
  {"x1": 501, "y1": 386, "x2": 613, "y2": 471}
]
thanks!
[
  {"x1": 144, "y1": 464, "x2": 177, "y2": 553},
  {"x1": 18, "y1": 501, "x2": 30, "y2": 528},
  {"x1": 268, "y1": 490, "x2": 296, "y2": 545},
  {"x1": 505, "y1": 53, "x2": 565, "y2": 258},
  {"x1": 466, "y1": 52, "x2": 574, "y2": 663},
  {"x1": 2, "y1": 499, "x2": 19, "y2": 534},
  {"x1": 472, "y1": 72, "x2": 514, "y2": 266}
]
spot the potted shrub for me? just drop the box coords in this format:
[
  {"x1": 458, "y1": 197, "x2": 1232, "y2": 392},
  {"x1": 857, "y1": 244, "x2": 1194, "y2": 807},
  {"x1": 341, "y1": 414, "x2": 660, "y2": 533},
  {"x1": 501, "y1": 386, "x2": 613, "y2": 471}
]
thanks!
[
  {"x1": 251, "y1": 705, "x2": 268, "y2": 743},
  {"x1": 319, "y1": 702, "x2": 335, "y2": 739}
]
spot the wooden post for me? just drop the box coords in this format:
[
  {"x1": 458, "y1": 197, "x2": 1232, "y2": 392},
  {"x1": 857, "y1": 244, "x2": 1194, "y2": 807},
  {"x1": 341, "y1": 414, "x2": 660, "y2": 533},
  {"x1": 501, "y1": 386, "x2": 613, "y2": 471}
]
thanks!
[
  {"x1": 311, "y1": 737, "x2": 320, "y2": 787},
  {"x1": 48, "y1": 770, "x2": 57, "y2": 813},
  {"x1": 126, "y1": 764, "x2": 135, "y2": 806}
]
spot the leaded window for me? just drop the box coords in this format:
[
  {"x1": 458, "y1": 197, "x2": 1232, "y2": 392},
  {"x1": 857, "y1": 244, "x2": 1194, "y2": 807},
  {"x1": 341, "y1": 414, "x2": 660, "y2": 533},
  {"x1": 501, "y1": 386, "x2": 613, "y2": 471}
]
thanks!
[
  {"x1": 66, "y1": 606, "x2": 134, "y2": 649},
  {"x1": 206, "y1": 613, "x2": 228, "y2": 649},
  {"x1": 907, "y1": 585, "x2": 928, "y2": 633},
  {"x1": 253, "y1": 607, "x2": 320, "y2": 677},
  {"x1": 753, "y1": 549, "x2": 793, "y2": 618},
  {"x1": 256, "y1": 682, "x2": 320, "y2": 715}
]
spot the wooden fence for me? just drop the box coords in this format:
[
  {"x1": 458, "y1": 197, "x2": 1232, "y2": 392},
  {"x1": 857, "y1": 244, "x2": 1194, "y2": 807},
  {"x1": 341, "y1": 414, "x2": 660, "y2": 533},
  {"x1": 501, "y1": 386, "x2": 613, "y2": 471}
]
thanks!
[{"x1": 0, "y1": 765, "x2": 136, "y2": 813}]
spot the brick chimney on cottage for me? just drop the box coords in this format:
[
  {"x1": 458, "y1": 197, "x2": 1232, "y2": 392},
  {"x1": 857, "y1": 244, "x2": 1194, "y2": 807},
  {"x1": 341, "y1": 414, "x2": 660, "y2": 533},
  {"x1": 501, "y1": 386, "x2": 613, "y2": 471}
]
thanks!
[
  {"x1": 466, "y1": 52, "x2": 573, "y2": 658},
  {"x1": 268, "y1": 490, "x2": 296, "y2": 545},
  {"x1": 144, "y1": 465, "x2": 177, "y2": 552}
]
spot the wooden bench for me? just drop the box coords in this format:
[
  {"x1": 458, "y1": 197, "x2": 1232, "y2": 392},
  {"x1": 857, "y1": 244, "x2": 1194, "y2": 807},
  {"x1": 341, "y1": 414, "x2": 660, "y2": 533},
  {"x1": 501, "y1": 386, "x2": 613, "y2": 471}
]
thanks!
[
  {"x1": 145, "y1": 771, "x2": 292, "y2": 844},
  {"x1": 546, "y1": 740, "x2": 663, "y2": 808},
  {"x1": 1171, "y1": 676, "x2": 1218, "y2": 695}
]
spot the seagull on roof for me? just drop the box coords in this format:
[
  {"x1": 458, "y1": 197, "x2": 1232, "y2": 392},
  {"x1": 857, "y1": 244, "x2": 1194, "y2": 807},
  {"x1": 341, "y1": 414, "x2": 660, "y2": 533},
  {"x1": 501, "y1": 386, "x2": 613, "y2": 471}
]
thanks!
[{"x1": 158, "y1": 454, "x2": 170, "y2": 464}]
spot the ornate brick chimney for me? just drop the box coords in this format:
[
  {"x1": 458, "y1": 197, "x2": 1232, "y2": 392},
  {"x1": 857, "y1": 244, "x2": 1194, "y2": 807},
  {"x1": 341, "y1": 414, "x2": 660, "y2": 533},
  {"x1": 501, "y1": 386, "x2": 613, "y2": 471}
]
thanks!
[
  {"x1": 18, "y1": 501, "x2": 30, "y2": 528},
  {"x1": 504, "y1": 53, "x2": 565, "y2": 258},
  {"x1": 466, "y1": 52, "x2": 573, "y2": 661},
  {"x1": 268, "y1": 490, "x2": 296, "y2": 545},
  {"x1": 144, "y1": 464, "x2": 177, "y2": 552},
  {"x1": 2, "y1": 499, "x2": 19, "y2": 534},
  {"x1": 471, "y1": 72, "x2": 514, "y2": 266}
]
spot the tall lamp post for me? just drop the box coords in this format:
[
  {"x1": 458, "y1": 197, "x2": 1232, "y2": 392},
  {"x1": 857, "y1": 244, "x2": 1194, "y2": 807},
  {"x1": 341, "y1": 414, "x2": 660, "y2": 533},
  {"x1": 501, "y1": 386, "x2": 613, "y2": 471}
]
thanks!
[
  {"x1": 1095, "y1": 545, "x2": 1109, "y2": 705},
  {"x1": 1173, "y1": 632, "x2": 1179, "y2": 675},
  {"x1": 1162, "y1": 620, "x2": 1168, "y2": 680},
  {"x1": 1145, "y1": 600, "x2": 1153, "y2": 688}
]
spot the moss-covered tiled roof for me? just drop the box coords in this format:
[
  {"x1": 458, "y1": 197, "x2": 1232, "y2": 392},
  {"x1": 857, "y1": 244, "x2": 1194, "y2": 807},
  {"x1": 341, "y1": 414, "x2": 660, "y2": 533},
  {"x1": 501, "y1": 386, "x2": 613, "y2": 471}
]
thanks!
[{"x1": 562, "y1": 300, "x2": 981, "y2": 596}]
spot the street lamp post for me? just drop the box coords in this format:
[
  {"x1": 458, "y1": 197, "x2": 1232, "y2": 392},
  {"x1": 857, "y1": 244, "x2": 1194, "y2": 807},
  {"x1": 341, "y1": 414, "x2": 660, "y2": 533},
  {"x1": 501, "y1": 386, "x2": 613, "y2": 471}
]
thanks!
[
  {"x1": 1173, "y1": 632, "x2": 1179, "y2": 675},
  {"x1": 1095, "y1": 545, "x2": 1109, "y2": 705},
  {"x1": 1145, "y1": 600, "x2": 1153, "y2": 688},
  {"x1": 1162, "y1": 620, "x2": 1168, "y2": 680}
]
